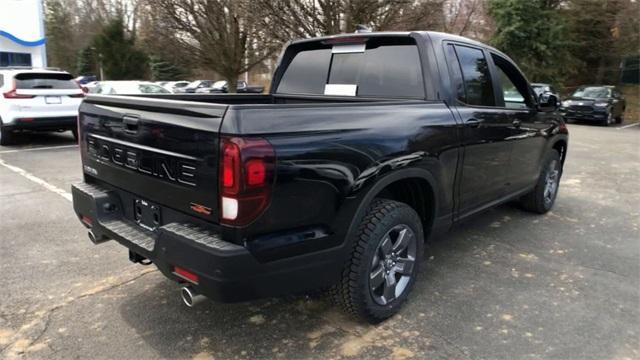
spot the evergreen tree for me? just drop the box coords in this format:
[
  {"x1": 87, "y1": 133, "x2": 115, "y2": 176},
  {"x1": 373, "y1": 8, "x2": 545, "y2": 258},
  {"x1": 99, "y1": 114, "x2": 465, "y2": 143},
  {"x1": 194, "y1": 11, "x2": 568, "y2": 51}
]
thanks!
[
  {"x1": 148, "y1": 55, "x2": 188, "y2": 81},
  {"x1": 488, "y1": 0, "x2": 576, "y2": 84},
  {"x1": 75, "y1": 46, "x2": 97, "y2": 76},
  {"x1": 93, "y1": 17, "x2": 148, "y2": 80},
  {"x1": 565, "y1": 0, "x2": 628, "y2": 84}
]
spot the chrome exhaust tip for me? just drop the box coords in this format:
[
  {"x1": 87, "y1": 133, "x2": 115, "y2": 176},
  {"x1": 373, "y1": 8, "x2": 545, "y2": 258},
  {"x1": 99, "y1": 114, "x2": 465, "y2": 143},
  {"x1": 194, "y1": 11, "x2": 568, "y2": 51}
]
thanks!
[
  {"x1": 87, "y1": 230, "x2": 109, "y2": 244},
  {"x1": 88, "y1": 230, "x2": 97, "y2": 244},
  {"x1": 181, "y1": 286, "x2": 206, "y2": 307}
]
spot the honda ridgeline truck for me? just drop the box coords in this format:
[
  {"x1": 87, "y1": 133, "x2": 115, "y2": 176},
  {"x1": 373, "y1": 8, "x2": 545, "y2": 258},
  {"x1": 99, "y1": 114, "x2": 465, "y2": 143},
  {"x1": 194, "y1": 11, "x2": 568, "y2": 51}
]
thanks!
[{"x1": 72, "y1": 31, "x2": 568, "y2": 322}]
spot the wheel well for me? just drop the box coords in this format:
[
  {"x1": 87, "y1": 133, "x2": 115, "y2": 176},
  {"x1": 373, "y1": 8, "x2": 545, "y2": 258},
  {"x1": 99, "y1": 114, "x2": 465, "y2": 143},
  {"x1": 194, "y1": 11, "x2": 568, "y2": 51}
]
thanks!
[
  {"x1": 553, "y1": 140, "x2": 567, "y2": 165},
  {"x1": 375, "y1": 177, "x2": 435, "y2": 237}
]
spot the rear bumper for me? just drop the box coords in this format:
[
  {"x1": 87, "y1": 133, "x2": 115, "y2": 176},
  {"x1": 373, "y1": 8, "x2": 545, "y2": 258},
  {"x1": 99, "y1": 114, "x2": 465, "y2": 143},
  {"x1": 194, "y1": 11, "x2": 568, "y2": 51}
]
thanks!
[
  {"x1": 3, "y1": 116, "x2": 76, "y2": 130},
  {"x1": 71, "y1": 181, "x2": 343, "y2": 302}
]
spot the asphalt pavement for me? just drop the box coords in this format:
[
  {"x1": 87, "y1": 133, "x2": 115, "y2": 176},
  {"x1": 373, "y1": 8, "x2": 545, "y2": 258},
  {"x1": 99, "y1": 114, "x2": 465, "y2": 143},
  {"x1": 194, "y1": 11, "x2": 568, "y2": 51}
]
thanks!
[{"x1": 0, "y1": 123, "x2": 638, "y2": 359}]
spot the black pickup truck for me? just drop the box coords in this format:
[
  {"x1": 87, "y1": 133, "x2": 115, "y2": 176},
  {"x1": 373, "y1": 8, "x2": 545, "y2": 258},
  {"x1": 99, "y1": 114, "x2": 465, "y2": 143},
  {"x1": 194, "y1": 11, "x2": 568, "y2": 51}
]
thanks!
[{"x1": 72, "y1": 31, "x2": 568, "y2": 322}]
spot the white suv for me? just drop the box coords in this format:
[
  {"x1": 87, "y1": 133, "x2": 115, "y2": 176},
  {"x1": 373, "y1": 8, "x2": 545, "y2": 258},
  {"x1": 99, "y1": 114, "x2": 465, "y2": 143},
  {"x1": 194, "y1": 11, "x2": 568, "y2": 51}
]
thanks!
[{"x1": 0, "y1": 68, "x2": 84, "y2": 145}]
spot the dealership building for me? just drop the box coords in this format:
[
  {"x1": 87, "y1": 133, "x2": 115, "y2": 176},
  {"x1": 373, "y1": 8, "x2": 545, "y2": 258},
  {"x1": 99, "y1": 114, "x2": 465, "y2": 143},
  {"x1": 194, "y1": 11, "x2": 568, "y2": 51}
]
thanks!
[{"x1": 0, "y1": 0, "x2": 47, "y2": 67}]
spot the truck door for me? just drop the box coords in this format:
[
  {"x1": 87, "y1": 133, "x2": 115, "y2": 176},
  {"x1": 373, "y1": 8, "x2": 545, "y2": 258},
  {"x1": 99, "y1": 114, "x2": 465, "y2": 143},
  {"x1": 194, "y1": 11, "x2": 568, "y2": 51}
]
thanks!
[
  {"x1": 444, "y1": 44, "x2": 514, "y2": 218},
  {"x1": 488, "y1": 53, "x2": 548, "y2": 193}
]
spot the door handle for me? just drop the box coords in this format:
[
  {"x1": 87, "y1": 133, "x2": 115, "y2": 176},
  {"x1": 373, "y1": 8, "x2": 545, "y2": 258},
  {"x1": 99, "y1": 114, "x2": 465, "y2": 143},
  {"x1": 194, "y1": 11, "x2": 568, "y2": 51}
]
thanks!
[
  {"x1": 466, "y1": 118, "x2": 482, "y2": 128},
  {"x1": 123, "y1": 115, "x2": 140, "y2": 134},
  {"x1": 512, "y1": 119, "x2": 522, "y2": 128}
]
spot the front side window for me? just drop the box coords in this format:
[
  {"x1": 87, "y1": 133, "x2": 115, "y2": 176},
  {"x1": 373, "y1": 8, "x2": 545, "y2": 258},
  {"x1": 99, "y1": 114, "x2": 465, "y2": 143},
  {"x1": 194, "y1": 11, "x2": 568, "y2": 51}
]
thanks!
[
  {"x1": 454, "y1": 45, "x2": 495, "y2": 106},
  {"x1": 277, "y1": 38, "x2": 425, "y2": 99},
  {"x1": 491, "y1": 54, "x2": 530, "y2": 109}
]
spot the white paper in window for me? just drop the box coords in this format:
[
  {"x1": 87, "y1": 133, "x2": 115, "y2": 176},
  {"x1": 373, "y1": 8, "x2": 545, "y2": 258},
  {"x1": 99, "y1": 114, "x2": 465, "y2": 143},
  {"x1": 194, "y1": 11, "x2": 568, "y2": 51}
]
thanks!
[{"x1": 324, "y1": 84, "x2": 357, "y2": 96}]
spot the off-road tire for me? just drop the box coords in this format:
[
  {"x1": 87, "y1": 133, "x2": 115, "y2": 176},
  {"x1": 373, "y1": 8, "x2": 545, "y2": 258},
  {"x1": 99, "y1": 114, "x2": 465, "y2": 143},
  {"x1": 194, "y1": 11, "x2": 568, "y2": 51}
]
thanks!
[
  {"x1": 331, "y1": 199, "x2": 424, "y2": 323},
  {"x1": 520, "y1": 150, "x2": 562, "y2": 214}
]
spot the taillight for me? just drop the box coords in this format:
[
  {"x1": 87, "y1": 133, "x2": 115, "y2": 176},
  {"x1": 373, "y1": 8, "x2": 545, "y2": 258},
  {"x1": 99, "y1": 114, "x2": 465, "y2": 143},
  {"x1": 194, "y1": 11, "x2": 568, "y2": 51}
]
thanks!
[
  {"x1": 70, "y1": 80, "x2": 86, "y2": 97},
  {"x1": 3, "y1": 80, "x2": 34, "y2": 99},
  {"x1": 219, "y1": 136, "x2": 275, "y2": 226},
  {"x1": 3, "y1": 88, "x2": 34, "y2": 99}
]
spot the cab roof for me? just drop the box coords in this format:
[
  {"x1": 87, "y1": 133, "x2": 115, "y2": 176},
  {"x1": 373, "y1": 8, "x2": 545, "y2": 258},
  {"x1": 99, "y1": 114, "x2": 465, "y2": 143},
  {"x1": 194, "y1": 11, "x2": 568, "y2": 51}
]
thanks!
[{"x1": 289, "y1": 30, "x2": 509, "y2": 61}]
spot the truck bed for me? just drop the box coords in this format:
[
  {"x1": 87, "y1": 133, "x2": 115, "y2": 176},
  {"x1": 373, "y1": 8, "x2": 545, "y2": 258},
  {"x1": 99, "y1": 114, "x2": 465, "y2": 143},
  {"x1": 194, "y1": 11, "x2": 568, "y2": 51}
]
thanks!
[{"x1": 78, "y1": 93, "x2": 445, "y2": 233}]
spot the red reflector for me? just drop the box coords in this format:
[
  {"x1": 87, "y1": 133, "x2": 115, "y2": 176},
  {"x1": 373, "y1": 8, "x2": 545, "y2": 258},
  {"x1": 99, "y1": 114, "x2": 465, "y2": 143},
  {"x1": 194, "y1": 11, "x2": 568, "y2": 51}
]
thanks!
[
  {"x1": 245, "y1": 159, "x2": 266, "y2": 186},
  {"x1": 20, "y1": 118, "x2": 34, "y2": 122},
  {"x1": 174, "y1": 266, "x2": 199, "y2": 283},
  {"x1": 80, "y1": 215, "x2": 93, "y2": 227}
]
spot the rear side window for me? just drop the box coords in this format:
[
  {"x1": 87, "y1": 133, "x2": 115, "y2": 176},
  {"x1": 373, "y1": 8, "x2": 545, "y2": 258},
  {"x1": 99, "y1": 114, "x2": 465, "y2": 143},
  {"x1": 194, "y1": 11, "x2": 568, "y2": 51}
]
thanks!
[
  {"x1": 452, "y1": 45, "x2": 495, "y2": 106},
  {"x1": 15, "y1": 73, "x2": 77, "y2": 89},
  {"x1": 277, "y1": 38, "x2": 425, "y2": 99}
]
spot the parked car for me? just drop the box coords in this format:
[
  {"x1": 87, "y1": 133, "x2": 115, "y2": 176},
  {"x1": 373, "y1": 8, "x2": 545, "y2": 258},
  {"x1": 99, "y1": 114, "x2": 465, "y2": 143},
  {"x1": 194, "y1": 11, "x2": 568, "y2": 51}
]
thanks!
[
  {"x1": 0, "y1": 68, "x2": 84, "y2": 145},
  {"x1": 75, "y1": 75, "x2": 97, "y2": 85},
  {"x1": 183, "y1": 80, "x2": 215, "y2": 93},
  {"x1": 83, "y1": 81, "x2": 99, "y2": 92},
  {"x1": 531, "y1": 83, "x2": 560, "y2": 100},
  {"x1": 560, "y1": 85, "x2": 626, "y2": 126},
  {"x1": 195, "y1": 80, "x2": 264, "y2": 94},
  {"x1": 72, "y1": 31, "x2": 567, "y2": 322},
  {"x1": 90, "y1": 81, "x2": 171, "y2": 95},
  {"x1": 163, "y1": 81, "x2": 190, "y2": 93}
]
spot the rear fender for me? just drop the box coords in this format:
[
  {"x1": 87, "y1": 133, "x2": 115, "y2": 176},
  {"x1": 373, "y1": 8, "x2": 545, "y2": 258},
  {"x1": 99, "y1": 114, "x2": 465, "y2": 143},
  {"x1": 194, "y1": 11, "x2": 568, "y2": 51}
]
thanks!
[{"x1": 340, "y1": 168, "x2": 439, "y2": 251}]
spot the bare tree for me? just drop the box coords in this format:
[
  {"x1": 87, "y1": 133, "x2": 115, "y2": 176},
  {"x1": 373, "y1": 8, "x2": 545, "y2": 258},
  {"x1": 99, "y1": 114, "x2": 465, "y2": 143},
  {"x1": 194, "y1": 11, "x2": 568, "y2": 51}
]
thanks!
[
  {"x1": 443, "y1": 0, "x2": 491, "y2": 39},
  {"x1": 255, "y1": 0, "x2": 447, "y2": 40},
  {"x1": 255, "y1": 0, "x2": 492, "y2": 43},
  {"x1": 153, "y1": 0, "x2": 280, "y2": 92}
]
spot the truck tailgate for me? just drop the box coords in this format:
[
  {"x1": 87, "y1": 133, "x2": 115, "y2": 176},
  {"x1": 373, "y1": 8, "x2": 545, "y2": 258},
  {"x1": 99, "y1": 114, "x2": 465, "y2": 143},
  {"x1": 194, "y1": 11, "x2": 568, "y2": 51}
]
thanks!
[{"x1": 78, "y1": 95, "x2": 227, "y2": 222}]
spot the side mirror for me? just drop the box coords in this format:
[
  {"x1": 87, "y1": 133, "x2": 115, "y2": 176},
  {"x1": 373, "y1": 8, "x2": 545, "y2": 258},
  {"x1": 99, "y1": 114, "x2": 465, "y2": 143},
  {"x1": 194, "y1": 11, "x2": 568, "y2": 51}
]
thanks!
[{"x1": 538, "y1": 92, "x2": 559, "y2": 112}]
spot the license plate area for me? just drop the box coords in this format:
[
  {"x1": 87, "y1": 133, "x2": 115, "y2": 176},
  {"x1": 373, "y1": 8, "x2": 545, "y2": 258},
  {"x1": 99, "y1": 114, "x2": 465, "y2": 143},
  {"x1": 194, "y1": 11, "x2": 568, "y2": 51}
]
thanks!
[
  {"x1": 134, "y1": 199, "x2": 161, "y2": 231},
  {"x1": 45, "y1": 96, "x2": 61, "y2": 104}
]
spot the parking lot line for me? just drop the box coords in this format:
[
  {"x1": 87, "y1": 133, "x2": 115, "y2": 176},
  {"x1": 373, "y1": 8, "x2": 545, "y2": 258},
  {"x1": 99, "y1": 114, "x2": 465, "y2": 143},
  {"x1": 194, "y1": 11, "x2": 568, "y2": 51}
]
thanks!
[
  {"x1": 0, "y1": 158, "x2": 72, "y2": 201},
  {"x1": 617, "y1": 122, "x2": 640, "y2": 130},
  {"x1": 0, "y1": 144, "x2": 78, "y2": 154}
]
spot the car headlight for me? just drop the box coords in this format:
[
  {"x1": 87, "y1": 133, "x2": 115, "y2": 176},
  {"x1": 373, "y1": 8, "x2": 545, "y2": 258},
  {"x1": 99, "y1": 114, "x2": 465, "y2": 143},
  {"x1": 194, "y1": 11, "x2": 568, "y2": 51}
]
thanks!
[
  {"x1": 561, "y1": 101, "x2": 570, "y2": 107},
  {"x1": 594, "y1": 102, "x2": 609, "y2": 107}
]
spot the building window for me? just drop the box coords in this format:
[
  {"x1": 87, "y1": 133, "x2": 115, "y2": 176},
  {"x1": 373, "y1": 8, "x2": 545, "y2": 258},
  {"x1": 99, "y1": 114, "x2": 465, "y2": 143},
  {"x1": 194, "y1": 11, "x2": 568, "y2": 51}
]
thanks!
[{"x1": 0, "y1": 52, "x2": 32, "y2": 67}]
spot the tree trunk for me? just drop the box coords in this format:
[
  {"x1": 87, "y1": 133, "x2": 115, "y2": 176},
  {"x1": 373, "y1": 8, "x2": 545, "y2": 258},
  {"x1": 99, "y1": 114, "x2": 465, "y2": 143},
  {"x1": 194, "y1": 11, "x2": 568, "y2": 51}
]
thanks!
[{"x1": 226, "y1": 76, "x2": 238, "y2": 94}]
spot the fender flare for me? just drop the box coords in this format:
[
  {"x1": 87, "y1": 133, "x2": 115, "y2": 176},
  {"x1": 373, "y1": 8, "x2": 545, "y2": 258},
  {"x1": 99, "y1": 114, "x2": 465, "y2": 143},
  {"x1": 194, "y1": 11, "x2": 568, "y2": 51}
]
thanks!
[{"x1": 343, "y1": 167, "x2": 439, "y2": 246}]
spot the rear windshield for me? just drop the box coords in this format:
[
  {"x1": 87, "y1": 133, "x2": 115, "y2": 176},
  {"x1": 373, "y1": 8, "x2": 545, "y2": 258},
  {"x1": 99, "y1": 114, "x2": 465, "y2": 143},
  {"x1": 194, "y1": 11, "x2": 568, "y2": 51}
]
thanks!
[
  {"x1": 277, "y1": 37, "x2": 425, "y2": 99},
  {"x1": 15, "y1": 73, "x2": 77, "y2": 89}
]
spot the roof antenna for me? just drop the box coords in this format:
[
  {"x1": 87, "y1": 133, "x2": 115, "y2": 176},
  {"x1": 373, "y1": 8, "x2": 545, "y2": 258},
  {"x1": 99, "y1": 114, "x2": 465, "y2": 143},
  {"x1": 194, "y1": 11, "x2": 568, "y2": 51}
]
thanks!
[{"x1": 355, "y1": 24, "x2": 371, "y2": 33}]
